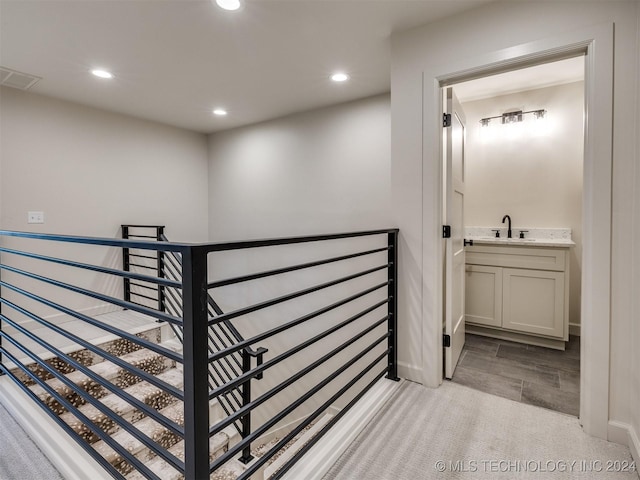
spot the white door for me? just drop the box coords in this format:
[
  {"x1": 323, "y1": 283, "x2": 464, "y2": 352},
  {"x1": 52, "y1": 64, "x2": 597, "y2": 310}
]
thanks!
[{"x1": 444, "y1": 87, "x2": 467, "y2": 379}]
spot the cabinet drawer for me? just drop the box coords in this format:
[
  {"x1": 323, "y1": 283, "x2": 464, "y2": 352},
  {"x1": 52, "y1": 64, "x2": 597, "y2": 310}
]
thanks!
[{"x1": 466, "y1": 245, "x2": 566, "y2": 271}]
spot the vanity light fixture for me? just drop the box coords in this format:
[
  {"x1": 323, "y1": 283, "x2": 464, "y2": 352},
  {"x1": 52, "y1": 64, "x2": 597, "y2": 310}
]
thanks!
[{"x1": 480, "y1": 109, "x2": 546, "y2": 126}]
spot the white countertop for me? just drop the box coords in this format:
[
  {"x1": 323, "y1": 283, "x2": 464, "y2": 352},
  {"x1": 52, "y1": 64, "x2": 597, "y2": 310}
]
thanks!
[
  {"x1": 465, "y1": 227, "x2": 575, "y2": 248},
  {"x1": 467, "y1": 237, "x2": 575, "y2": 247}
]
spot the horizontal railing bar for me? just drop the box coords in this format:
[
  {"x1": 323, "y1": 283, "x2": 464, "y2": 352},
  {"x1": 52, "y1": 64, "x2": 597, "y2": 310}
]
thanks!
[
  {"x1": 0, "y1": 229, "x2": 189, "y2": 252},
  {"x1": 0, "y1": 228, "x2": 398, "y2": 253},
  {"x1": 130, "y1": 282, "x2": 159, "y2": 292},
  {"x1": 128, "y1": 263, "x2": 157, "y2": 271},
  {"x1": 208, "y1": 264, "x2": 389, "y2": 326},
  {"x1": 0, "y1": 300, "x2": 184, "y2": 399},
  {"x1": 209, "y1": 315, "x2": 388, "y2": 437},
  {"x1": 209, "y1": 328, "x2": 242, "y2": 370},
  {"x1": 0, "y1": 315, "x2": 185, "y2": 435},
  {"x1": 130, "y1": 291, "x2": 159, "y2": 303},
  {"x1": 122, "y1": 224, "x2": 166, "y2": 229},
  {"x1": 208, "y1": 299, "x2": 388, "y2": 401},
  {"x1": 210, "y1": 341, "x2": 389, "y2": 473},
  {"x1": 208, "y1": 282, "x2": 388, "y2": 364},
  {"x1": 129, "y1": 253, "x2": 159, "y2": 260},
  {"x1": 0, "y1": 247, "x2": 181, "y2": 288},
  {"x1": 207, "y1": 246, "x2": 391, "y2": 289},
  {"x1": 123, "y1": 234, "x2": 158, "y2": 239},
  {"x1": 0, "y1": 264, "x2": 182, "y2": 326},
  {"x1": 201, "y1": 228, "x2": 399, "y2": 253},
  {"x1": 0, "y1": 347, "x2": 171, "y2": 480},
  {"x1": 0, "y1": 364, "x2": 131, "y2": 480},
  {"x1": 267, "y1": 368, "x2": 389, "y2": 480},
  {"x1": 0, "y1": 281, "x2": 182, "y2": 364}
]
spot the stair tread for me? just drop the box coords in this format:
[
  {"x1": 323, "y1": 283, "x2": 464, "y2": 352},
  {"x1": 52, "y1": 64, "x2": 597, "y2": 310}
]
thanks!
[
  {"x1": 58, "y1": 367, "x2": 183, "y2": 441},
  {"x1": 30, "y1": 347, "x2": 173, "y2": 408},
  {"x1": 125, "y1": 426, "x2": 241, "y2": 480},
  {"x1": 91, "y1": 401, "x2": 184, "y2": 466}
]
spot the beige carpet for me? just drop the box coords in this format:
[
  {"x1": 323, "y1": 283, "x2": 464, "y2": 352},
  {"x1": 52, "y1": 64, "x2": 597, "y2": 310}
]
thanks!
[{"x1": 323, "y1": 381, "x2": 638, "y2": 479}]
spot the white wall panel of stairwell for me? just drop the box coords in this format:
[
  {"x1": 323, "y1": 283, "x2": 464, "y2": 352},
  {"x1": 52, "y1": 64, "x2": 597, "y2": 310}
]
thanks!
[
  {"x1": 390, "y1": 0, "x2": 639, "y2": 455},
  {"x1": 207, "y1": 94, "x2": 392, "y2": 435},
  {"x1": 0, "y1": 87, "x2": 209, "y2": 328},
  {"x1": 461, "y1": 81, "x2": 584, "y2": 329}
]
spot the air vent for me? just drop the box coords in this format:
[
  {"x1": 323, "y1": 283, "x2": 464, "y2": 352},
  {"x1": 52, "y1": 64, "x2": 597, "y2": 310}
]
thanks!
[{"x1": 0, "y1": 66, "x2": 41, "y2": 90}]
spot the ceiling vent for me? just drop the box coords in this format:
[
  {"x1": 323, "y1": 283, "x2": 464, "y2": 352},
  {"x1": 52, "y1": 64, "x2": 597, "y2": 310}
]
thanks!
[{"x1": 0, "y1": 66, "x2": 41, "y2": 90}]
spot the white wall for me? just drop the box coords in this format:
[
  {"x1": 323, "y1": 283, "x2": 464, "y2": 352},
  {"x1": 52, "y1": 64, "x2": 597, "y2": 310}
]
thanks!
[
  {"x1": 0, "y1": 87, "x2": 209, "y2": 321},
  {"x1": 206, "y1": 94, "x2": 392, "y2": 432},
  {"x1": 631, "y1": 4, "x2": 640, "y2": 465},
  {"x1": 391, "y1": 0, "x2": 639, "y2": 446},
  {"x1": 462, "y1": 82, "x2": 584, "y2": 327},
  {"x1": 207, "y1": 94, "x2": 391, "y2": 241}
]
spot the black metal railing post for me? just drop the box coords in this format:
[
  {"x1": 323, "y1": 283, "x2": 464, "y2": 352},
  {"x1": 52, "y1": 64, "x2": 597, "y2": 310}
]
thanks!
[
  {"x1": 157, "y1": 226, "x2": 166, "y2": 313},
  {"x1": 239, "y1": 349, "x2": 254, "y2": 464},
  {"x1": 122, "y1": 225, "x2": 131, "y2": 304},
  {"x1": 386, "y1": 230, "x2": 400, "y2": 381},
  {"x1": 181, "y1": 245, "x2": 210, "y2": 480}
]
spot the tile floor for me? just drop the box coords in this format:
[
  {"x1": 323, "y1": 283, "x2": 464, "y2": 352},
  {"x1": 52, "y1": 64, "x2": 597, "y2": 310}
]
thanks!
[{"x1": 451, "y1": 333, "x2": 580, "y2": 416}]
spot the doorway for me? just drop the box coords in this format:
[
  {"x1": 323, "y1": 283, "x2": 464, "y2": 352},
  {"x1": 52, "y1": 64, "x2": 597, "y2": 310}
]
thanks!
[{"x1": 442, "y1": 56, "x2": 585, "y2": 417}]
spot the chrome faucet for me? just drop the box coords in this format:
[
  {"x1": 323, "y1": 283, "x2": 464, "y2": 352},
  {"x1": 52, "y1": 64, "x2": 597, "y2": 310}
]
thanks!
[{"x1": 502, "y1": 215, "x2": 512, "y2": 238}]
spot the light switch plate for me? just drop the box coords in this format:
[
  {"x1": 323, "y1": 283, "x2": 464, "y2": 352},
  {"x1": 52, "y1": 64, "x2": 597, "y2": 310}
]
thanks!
[{"x1": 27, "y1": 211, "x2": 44, "y2": 224}]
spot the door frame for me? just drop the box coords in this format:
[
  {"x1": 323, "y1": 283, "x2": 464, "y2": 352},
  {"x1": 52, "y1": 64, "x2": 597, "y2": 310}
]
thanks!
[{"x1": 424, "y1": 22, "x2": 613, "y2": 439}]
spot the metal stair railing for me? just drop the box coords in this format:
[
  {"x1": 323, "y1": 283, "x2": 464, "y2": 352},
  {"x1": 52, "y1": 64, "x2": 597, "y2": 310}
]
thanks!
[{"x1": 122, "y1": 225, "x2": 265, "y2": 463}]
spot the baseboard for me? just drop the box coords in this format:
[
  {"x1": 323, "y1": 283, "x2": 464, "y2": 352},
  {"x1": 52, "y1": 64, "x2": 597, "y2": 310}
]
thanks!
[
  {"x1": 397, "y1": 360, "x2": 421, "y2": 383},
  {"x1": 569, "y1": 322, "x2": 581, "y2": 337},
  {"x1": 0, "y1": 377, "x2": 111, "y2": 480},
  {"x1": 254, "y1": 405, "x2": 342, "y2": 447},
  {"x1": 608, "y1": 420, "x2": 640, "y2": 476},
  {"x1": 281, "y1": 378, "x2": 403, "y2": 480}
]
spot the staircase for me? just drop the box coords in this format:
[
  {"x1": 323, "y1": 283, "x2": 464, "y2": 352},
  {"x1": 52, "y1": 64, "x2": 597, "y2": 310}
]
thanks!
[
  {"x1": 5, "y1": 313, "x2": 248, "y2": 479},
  {"x1": 0, "y1": 226, "x2": 400, "y2": 480}
]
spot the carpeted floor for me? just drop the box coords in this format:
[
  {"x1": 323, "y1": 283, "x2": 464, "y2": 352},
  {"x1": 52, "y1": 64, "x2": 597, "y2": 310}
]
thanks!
[
  {"x1": 0, "y1": 403, "x2": 63, "y2": 480},
  {"x1": 323, "y1": 381, "x2": 638, "y2": 479}
]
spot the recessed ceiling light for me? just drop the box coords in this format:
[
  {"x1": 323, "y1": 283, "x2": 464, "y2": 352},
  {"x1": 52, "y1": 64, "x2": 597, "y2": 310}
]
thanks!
[
  {"x1": 213, "y1": 108, "x2": 228, "y2": 116},
  {"x1": 331, "y1": 72, "x2": 350, "y2": 82},
  {"x1": 215, "y1": 0, "x2": 241, "y2": 11},
  {"x1": 91, "y1": 69, "x2": 113, "y2": 79}
]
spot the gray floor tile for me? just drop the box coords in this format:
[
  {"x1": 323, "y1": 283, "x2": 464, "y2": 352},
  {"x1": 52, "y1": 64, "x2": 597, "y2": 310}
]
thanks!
[
  {"x1": 497, "y1": 343, "x2": 580, "y2": 373},
  {"x1": 559, "y1": 369, "x2": 580, "y2": 394},
  {"x1": 451, "y1": 366, "x2": 523, "y2": 402},
  {"x1": 461, "y1": 350, "x2": 560, "y2": 388},
  {"x1": 521, "y1": 381, "x2": 580, "y2": 416},
  {"x1": 455, "y1": 333, "x2": 580, "y2": 416}
]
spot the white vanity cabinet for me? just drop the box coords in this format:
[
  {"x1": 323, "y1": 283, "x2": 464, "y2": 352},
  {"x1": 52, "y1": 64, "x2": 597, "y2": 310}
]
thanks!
[{"x1": 465, "y1": 244, "x2": 570, "y2": 349}]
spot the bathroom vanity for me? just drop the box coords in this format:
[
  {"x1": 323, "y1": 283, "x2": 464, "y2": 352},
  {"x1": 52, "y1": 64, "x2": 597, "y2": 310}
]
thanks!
[{"x1": 464, "y1": 229, "x2": 574, "y2": 350}]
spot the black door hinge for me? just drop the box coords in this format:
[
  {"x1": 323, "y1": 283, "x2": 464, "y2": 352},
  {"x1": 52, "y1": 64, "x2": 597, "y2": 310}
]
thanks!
[
  {"x1": 443, "y1": 113, "x2": 452, "y2": 127},
  {"x1": 464, "y1": 239, "x2": 474, "y2": 247},
  {"x1": 443, "y1": 334, "x2": 451, "y2": 347},
  {"x1": 443, "y1": 225, "x2": 451, "y2": 238}
]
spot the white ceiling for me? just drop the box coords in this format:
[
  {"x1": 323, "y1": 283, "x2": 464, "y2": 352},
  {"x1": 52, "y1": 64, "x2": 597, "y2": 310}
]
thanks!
[
  {"x1": 1, "y1": 0, "x2": 494, "y2": 133},
  {"x1": 454, "y1": 56, "x2": 585, "y2": 103},
  {"x1": 1, "y1": 1, "x2": 585, "y2": 134}
]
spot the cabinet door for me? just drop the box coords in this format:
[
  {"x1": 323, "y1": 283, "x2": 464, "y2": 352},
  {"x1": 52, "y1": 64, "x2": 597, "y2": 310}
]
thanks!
[
  {"x1": 502, "y1": 268, "x2": 564, "y2": 338},
  {"x1": 465, "y1": 265, "x2": 502, "y2": 327}
]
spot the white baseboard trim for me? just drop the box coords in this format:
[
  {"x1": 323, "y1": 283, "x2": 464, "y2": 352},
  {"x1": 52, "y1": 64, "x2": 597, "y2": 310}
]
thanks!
[
  {"x1": 281, "y1": 378, "x2": 403, "y2": 480},
  {"x1": 0, "y1": 377, "x2": 111, "y2": 480},
  {"x1": 397, "y1": 361, "x2": 421, "y2": 383},
  {"x1": 608, "y1": 420, "x2": 640, "y2": 475},
  {"x1": 569, "y1": 322, "x2": 581, "y2": 337}
]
